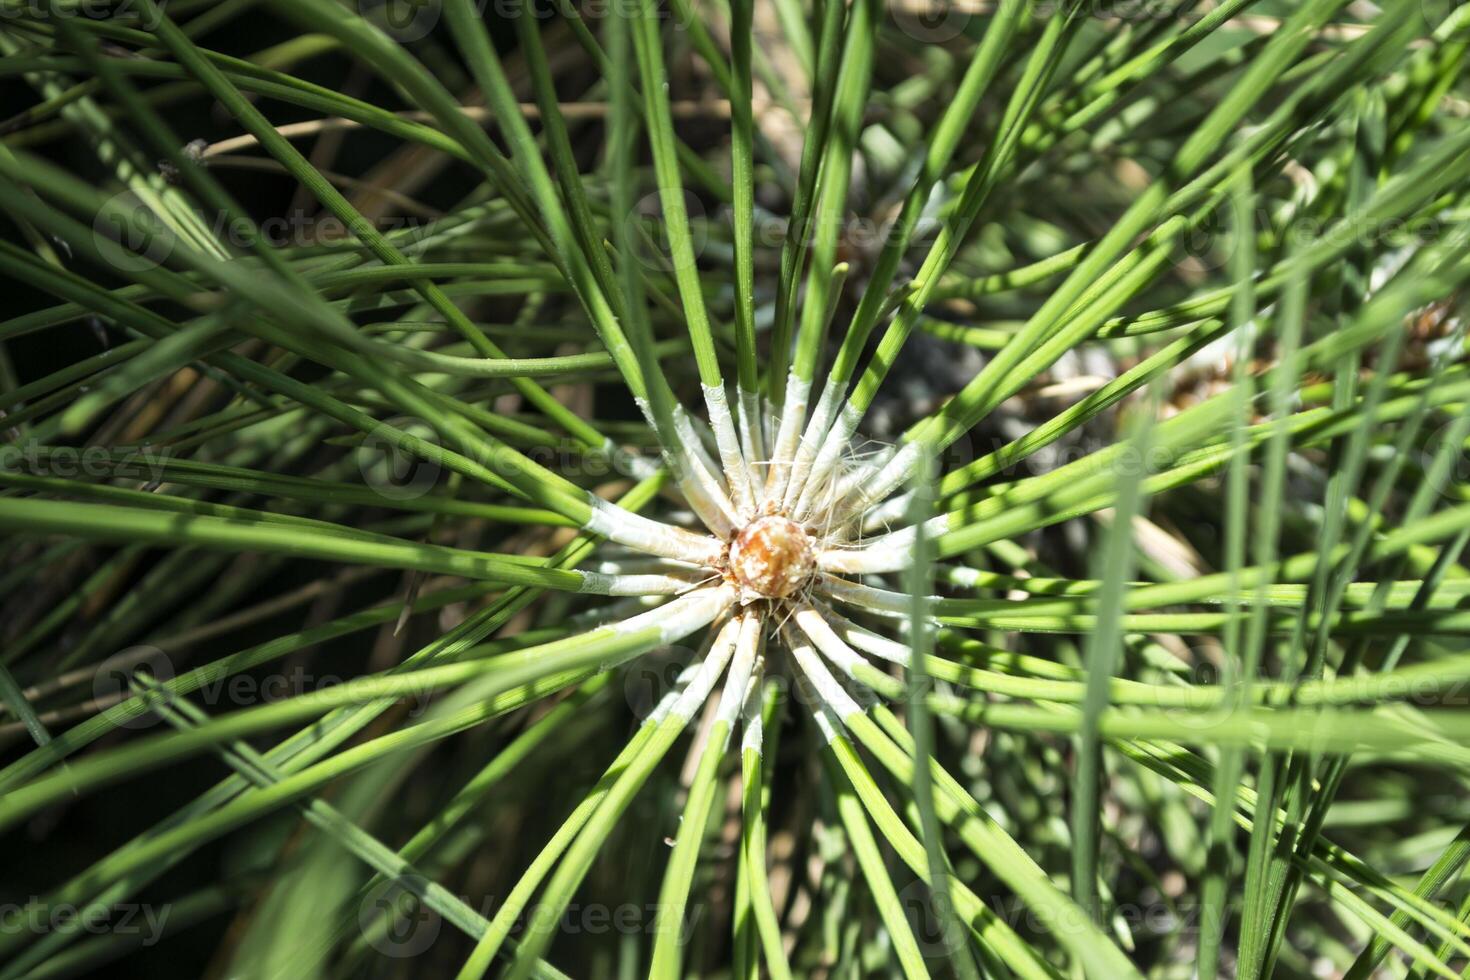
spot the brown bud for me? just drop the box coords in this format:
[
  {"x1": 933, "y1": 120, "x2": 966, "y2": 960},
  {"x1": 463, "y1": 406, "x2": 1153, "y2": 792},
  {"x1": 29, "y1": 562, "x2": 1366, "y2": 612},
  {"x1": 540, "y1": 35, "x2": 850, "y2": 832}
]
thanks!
[{"x1": 727, "y1": 516, "x2": 815, "y2": 600}]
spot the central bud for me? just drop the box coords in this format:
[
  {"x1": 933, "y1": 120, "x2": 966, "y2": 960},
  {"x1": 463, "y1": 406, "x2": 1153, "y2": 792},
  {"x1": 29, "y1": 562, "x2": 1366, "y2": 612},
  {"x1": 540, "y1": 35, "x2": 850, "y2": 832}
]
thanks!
[{"x1": 727, "y1": 515, "x2": 815, "y2": 601}]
